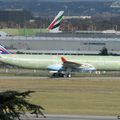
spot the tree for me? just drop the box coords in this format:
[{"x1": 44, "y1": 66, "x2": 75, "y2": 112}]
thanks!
[
  {"x1": 99, "y1": 47, "x2": 108, "y2": 55},
  {"x1": 0, "y1": 90, "x2": 45, "y2": 120}
]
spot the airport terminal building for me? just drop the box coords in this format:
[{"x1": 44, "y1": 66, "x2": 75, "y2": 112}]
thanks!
[{"x1": 1, "y1": 32, "x2": 120, "y2": 55}]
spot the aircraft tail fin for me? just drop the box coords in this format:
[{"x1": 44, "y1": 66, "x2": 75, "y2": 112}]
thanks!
[
  {"x1": 48, "y1": 11, "x2": 64, "y2": 33},
  {"x1": 0, "y1": 44, "x2": 11, "y2": 54}
]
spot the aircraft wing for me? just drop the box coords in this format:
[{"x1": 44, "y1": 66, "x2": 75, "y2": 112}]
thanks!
[{"x1": 61, "y1": 57, "x2": 96, "y2": 72}]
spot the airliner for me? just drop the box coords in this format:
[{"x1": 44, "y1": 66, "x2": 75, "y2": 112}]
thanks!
[
  {"x1": 1, "y1": 45, "x2": 120, "y2": 77},
  {"x1": 47, "y1": 11, "x2": 64, "y2": 33}
]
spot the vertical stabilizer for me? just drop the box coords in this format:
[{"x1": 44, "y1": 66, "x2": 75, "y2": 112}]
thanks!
[
  {"x1": 48, "y1": 11, "x2": 64, "y2": 33},
  {"x1": 0, "y1": 45, "x2": 11, "y2": 54}
]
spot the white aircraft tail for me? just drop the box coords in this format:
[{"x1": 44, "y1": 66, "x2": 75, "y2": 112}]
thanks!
[{"x1": 47, "y1": 11, "x2": 64, "y2": 33}]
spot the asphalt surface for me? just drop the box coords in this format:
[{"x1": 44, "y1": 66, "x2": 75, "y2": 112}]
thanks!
[
  {"x1": 21, "y1": 115, "x2": 118, "y2": 120},
  {"x1": 1, "y1": 76, "x2": 120, "y2": 80}
]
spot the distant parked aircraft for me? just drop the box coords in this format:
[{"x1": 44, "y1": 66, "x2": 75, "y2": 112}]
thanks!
[
  {"x1": 47, "y1": 11, "x2": 64, "y2": 33},
  {"x1": 0, "y1": 31, "x2": 11, "y2": 37}
]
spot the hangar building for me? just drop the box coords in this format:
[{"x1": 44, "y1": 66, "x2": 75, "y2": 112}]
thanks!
[{"x1": 0, "y1": 32, "x2": 120, "y2": 55}]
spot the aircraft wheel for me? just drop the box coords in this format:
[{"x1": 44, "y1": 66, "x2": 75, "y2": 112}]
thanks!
[
  {"x1": 67, "y1": 74, "x2": 71, "y2": 78},
  {"x1": 58, "y1": 73, "x2": 64, "y2": 77},
  {"x1": 52, "y1": 73, "x2": 58, "y2": 77}
]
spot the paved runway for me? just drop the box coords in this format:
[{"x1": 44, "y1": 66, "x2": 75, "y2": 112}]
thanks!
[
  {"x1": 1, "y1": 76, "x2": 120, "y2": 80},
  {"x1": 21, "y1": 115, "x2": 117, "y2": 120}
]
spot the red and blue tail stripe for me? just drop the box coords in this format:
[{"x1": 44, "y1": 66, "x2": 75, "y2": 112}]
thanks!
[{"x1": 0, "y1": 45, "x2": 11, "y2": 54}]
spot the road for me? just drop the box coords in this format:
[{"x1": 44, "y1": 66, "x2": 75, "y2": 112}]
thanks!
[{"x1": 21, "y1": 115, "x2": 117, "y2": 120}]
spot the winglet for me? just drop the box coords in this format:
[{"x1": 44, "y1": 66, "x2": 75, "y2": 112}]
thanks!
[{"x1": 61, "y1": 57, "x2": 67, "y2": 63}]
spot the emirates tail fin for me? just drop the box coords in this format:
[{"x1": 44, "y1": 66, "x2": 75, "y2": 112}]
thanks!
[{"x1": 48, "y1": 11, "x2": 64, "y2": 33}]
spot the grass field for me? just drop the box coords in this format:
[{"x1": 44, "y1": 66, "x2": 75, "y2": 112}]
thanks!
[
  {"x1": 0, "y1": 77, "x2": 120, "y2": 116},
  {"x1": 0, "y1": 28, "x2": 47, "y2": 36}
]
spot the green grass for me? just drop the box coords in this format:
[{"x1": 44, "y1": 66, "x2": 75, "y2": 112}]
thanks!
[
  {"x1": 0, "y1": 28, "x2": 47, "y2": 36},
  {"x1": 0, "y1": 78, "x2": 120, "y2": 116}
]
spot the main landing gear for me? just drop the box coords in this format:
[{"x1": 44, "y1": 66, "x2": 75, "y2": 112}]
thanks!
[{"x1": 52, "y1": 73, "x2": 71, "y2": 78}]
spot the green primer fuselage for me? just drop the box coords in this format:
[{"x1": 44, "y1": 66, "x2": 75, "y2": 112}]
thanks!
[{"x1": 0, "y1": 54, "x2": 120, "y2": 71}]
